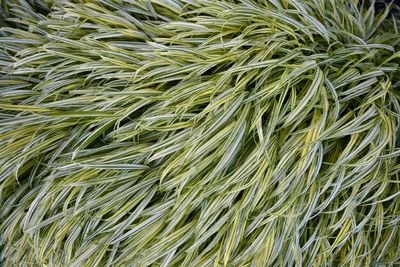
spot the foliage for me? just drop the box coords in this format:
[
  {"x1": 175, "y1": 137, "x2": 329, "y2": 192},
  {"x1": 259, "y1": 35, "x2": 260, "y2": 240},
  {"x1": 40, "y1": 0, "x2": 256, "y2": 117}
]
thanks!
[{"x1": 0, "y1": 0, "x2": 399, "y2": 266}]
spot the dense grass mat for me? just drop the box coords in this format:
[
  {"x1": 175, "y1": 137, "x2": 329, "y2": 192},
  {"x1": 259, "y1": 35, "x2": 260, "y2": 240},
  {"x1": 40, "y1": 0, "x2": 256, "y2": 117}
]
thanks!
[{"x1": 0, "y1": 0, "x2": 399, "y2": 266}]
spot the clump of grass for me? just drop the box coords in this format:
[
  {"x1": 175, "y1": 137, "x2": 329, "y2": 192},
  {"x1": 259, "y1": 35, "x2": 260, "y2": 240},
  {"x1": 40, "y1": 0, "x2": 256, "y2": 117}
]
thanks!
[{"x1": 0, "y1": 0, "x2": 399, "y2": 266}]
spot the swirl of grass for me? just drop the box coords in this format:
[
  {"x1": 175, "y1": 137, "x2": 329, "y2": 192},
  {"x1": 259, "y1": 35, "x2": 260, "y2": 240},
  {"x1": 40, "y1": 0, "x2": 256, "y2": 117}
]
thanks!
[{"x1": 0, "y1": 0, "x2": 399, "y2": 266}]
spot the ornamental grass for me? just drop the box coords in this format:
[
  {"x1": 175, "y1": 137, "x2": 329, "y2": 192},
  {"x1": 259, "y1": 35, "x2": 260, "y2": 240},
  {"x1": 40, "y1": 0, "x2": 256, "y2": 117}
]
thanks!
[{"x1": 0, "y1": 0, "x2": 399, "y2": 266}]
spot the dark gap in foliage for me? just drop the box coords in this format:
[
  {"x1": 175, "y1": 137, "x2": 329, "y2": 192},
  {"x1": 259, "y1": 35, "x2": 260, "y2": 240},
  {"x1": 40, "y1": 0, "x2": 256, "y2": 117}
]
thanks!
[
  {"x1": 126, "y1": 104, "x2": 153, "y2": 121},
  {"x1": 339, "y1": 135, "x2": 351, "y2": 149},
  {"x1": 342, "y1": 101, "x2": 357, "y2": 114},
  {"x1": 31, "y1": 0, "x2": 52, "y2": 16},
  {"x1": 162, "y1": 80, "x2": 181, "y2": 90},
  {"x1": 182, "y1": 208, "x2": 200, "y2": 225},
  {"x1": 260, "y1": 114, "x2": 267, "y2": 128},
  {"x1": 234, "y1": 189, "x2": 245, "y2": 204},
  {"x1": 85, "y1": 139, "x2": 109, "y2": 150},
  {"x1": 193, "y1": 103, "x2": 209, "y2": 114},
  {"x1": 362, "y1": 0, "x2": 400, "y2": 19},
  {"x1": 202, "y1": 65, "x2": 219, "y2": 77},
  {"x1": 202, "y1": 62, "x2": 235, "y2": 77},
  {"x1": 244, "y1": 79, "x2": 257, "y2": 92}
]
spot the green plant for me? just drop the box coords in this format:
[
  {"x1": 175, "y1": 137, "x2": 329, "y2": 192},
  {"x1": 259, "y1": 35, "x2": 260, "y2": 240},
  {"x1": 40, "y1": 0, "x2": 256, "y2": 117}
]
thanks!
[{"x1": 0, "y1": 0, "x2": 399, "y2": 266}]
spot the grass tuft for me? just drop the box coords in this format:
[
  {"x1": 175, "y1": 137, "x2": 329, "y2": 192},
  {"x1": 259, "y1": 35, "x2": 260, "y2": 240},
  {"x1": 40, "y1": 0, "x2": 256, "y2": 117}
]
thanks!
[{"x1": 0, "y1": 0, "x2": 399, "y2": 266}]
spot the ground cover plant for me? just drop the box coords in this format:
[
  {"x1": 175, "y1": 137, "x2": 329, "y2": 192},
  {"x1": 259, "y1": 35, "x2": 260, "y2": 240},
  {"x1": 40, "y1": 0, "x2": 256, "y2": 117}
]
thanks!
[{"x1": 0, "y1": 0, "x2": 399, "y2": 266}]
